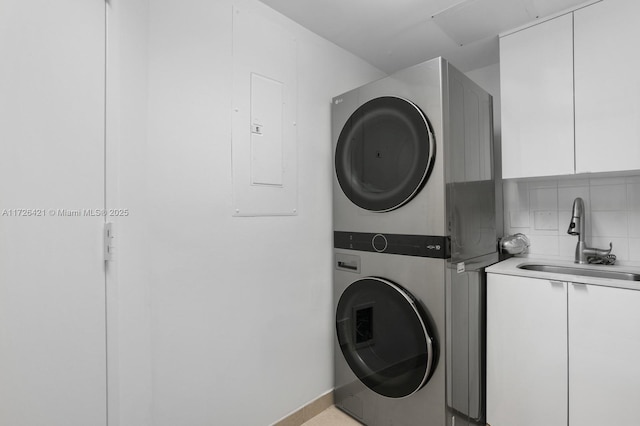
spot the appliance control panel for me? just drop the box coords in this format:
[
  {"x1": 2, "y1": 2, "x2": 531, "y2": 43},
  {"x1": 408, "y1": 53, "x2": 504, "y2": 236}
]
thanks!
[{"x1": 334, "y1": 231, "x2": 450, "y2": 259}]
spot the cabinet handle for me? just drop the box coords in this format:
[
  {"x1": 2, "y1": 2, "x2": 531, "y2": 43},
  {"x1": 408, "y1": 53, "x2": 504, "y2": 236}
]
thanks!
[{"x1": 571, "y1": 282, "x2": 588, "y2": 292}]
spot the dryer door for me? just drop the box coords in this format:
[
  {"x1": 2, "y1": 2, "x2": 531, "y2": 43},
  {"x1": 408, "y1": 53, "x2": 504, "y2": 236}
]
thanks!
[
  {"x1": 335, "y1": 96, "x2": 435, "y2": 212},
  {"x1": 336, "y1": 277, "x2": 437, "y2": 398}
]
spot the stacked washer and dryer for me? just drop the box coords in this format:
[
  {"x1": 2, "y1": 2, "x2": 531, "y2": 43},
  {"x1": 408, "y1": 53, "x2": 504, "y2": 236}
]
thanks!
[{"x1": 332, "y1": 57, "x2": 498, "y2": 426}]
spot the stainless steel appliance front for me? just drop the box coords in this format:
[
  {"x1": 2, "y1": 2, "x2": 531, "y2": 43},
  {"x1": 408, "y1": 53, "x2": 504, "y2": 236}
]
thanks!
[{"x1": 332, "y1": 57, "x2": 497, "y2": 426}]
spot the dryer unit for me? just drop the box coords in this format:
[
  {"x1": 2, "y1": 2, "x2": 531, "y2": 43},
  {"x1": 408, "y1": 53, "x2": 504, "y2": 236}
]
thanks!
[{"x1": 333, "y1": 57, "x2": 497, "y2": 426}]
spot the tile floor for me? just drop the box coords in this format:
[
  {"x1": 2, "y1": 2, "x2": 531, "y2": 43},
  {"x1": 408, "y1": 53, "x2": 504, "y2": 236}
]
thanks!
[{"x1": 301, "y1": 406, "x2": 362, "y2": 425}]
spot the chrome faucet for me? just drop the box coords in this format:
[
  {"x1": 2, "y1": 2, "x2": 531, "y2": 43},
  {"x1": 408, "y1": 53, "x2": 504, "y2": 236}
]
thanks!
[{"x1": 567, "y1": 197, "x2": 612, "y2": 264}]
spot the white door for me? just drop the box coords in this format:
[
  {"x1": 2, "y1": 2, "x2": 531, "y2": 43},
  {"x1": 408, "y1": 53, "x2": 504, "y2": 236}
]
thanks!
[
  {"x1": 499, "y1": 13, "x2": 574, "y2": 179},
  {"x1": 569, "y1": 283, "x2": 640, "y2": 426},
  {"x1": 0, "y1": 1, "x2": 107, "y2": 425},
  {"x1": 574, "y1": 0, "x2": 640, "y2": 174},
  {"x1": 486, "y1": 274, "x2": 567, "y2": 426}
]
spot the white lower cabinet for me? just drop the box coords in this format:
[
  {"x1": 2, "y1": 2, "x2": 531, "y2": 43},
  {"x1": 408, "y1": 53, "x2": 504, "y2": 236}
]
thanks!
[
  {"x1": 488, "y1": 273, "x2": 640, "y2": 426},
  {"x1": 569, "y1": 283, "x2": 640, "y2": 425},
  {"x1": 487, "y1": 274, "x2": 567, "y2": 426}
]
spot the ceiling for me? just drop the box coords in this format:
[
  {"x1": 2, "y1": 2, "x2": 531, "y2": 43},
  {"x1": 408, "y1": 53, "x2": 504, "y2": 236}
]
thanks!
[{"x1": 259, "y1": 0, "x2": 590, "y2": 74}]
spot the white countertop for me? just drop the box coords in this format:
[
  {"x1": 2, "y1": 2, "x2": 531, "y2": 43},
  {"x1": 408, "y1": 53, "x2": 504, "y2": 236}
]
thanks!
[{"x1": 486, "y1": 256, "x2": 640, "y2": 291}]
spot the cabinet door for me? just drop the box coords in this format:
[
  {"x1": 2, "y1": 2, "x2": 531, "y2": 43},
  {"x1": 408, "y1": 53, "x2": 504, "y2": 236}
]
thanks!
[
  {"x1": 499, "y1": 14, "x2": 575, "y2": 179},
  {"x1": 487, "y1": 274, "x2": 567, "y2": 426},
  {"x1": 574, "y1": 0, "x2": 640, "y2": 174},
  {"x1": 0, "y1": 1, "x2": 107, "y2": 425},
  {"x1": 569, "y1": 284, "x2": 640, "y2": 426}
]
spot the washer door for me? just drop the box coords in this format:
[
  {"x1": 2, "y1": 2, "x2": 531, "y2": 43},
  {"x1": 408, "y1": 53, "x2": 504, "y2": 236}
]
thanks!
[
  {"x1": 335, "y1": 96, "x2": 435, "y2": 212},
  {"x1": 336, "y1": 277, "x2": 437, "y2": 398}
]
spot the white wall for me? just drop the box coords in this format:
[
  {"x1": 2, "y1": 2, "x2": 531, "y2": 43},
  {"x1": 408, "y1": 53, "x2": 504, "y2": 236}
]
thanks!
[
  {"x1": 503, "y1": 175, "x2": 640, "y2": 265},
  {"x1": 109, "y1": 3, "x2": 508, "y2": 424},
  {"x1": 466, "y1": 63, "x2": 640, "y2": 265},
  {"x1": 107, "y1": 1, "x2": 153, "y2": 425},
  {"x1": 142, "y1": 1, "x2": 384, "y2": 425}
]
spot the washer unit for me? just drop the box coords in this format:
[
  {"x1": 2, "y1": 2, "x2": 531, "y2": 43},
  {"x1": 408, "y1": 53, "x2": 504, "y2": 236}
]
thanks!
[{"x1": 333, "y1": 57, "x2": 498, "y2": 426}]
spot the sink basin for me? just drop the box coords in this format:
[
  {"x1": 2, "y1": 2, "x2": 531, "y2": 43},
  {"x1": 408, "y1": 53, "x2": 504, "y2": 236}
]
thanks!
[{"x1": 517, "y1": 263, "x2": 640, "y2": 281}]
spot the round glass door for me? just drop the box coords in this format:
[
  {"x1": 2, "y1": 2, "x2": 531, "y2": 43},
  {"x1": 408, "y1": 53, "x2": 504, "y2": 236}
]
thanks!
[
  {"x1": 334, "y1": 96, "x2": 435, "y2": 212},
  {"x1": 336, "y1": 277, "x2": 437, "y2": 398}
]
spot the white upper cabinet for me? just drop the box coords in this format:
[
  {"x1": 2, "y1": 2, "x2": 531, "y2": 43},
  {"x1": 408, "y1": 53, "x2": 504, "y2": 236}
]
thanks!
[
  {"x1": 500, "y1": 0, "x2": 640, "y2": 178},
  {"x1": 574, "y1": 0, "x2": 640, "y2": 173},
  {"x1": 500, "y1": 14, "x2": 575, "y2": 179}
]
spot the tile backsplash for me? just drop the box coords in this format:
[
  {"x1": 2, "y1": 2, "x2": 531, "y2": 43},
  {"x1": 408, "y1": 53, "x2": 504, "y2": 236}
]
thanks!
[{"x1": 503, "y1": 175, "x2": 640, "y2": 265}]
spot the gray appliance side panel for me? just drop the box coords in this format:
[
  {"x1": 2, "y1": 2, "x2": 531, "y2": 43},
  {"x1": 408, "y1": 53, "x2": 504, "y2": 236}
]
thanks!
[
  {"x1": 445, "y1": 262, "x2": 492, "y2": 426},
  {"x1": 444, "y1": 59, "x2": 498, "y2": 426},
  {"x1": 443, "y1": 62, "x2": 497, "y2": 263},
  {"x1": 444, "y1": 63, "x2": 494, "y2": 183}
]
